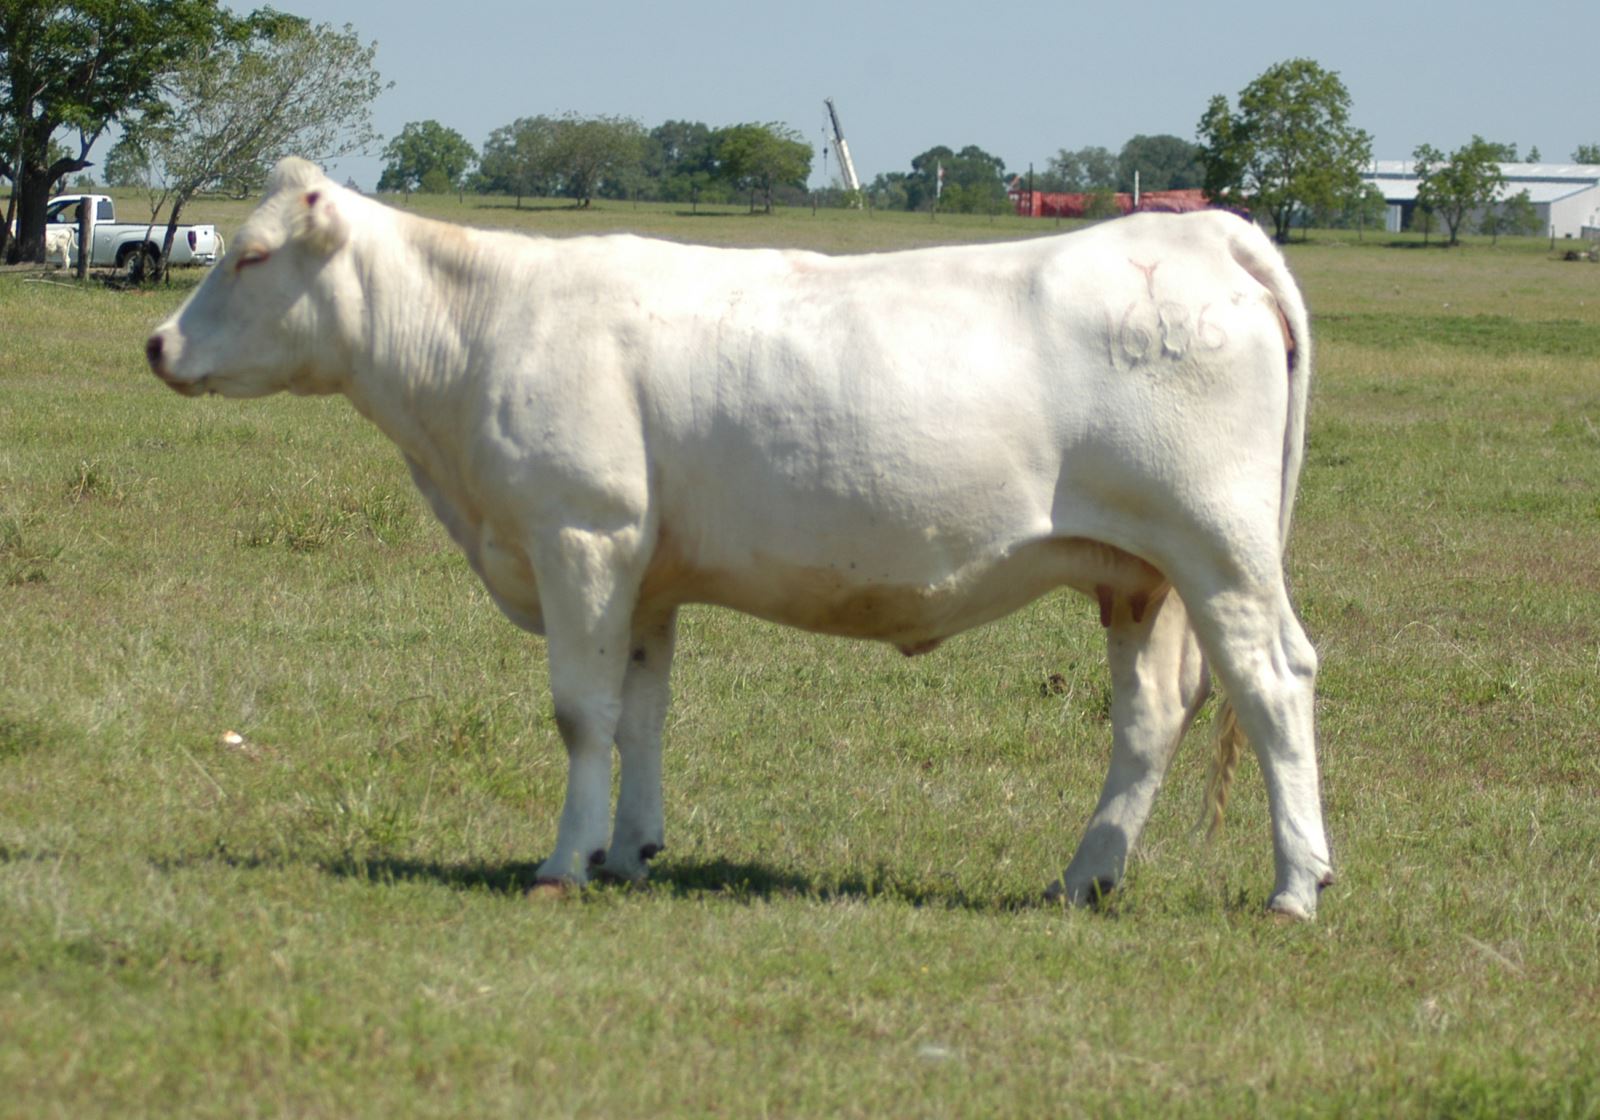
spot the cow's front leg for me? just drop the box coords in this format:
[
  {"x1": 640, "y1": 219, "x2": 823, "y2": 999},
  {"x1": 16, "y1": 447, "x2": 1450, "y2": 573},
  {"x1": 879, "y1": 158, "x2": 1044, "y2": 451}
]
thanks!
[
  {"x1": 1049, "y1": 589, "x2": 1209, "y2": 905},
  {"x1": 532, "y1": 526, "x2": 641, "y2": 887},
  {"x1": 601, "y1": 608, "x2": 678, "y2": 882}
]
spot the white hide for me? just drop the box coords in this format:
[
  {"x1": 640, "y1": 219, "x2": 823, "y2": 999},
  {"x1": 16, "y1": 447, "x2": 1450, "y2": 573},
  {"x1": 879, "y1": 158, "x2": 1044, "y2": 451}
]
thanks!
[
  {"x1": 147, "y1": 158, "x2": 1333, "y2": 917},
  {"x1": 45, "y1": 226, "x2": 77, "y2": 268}
]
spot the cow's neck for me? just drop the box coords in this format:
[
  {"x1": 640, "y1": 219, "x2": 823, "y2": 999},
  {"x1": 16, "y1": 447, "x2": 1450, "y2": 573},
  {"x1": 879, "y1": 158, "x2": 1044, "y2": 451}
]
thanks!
[{"x1": 342, "y1": 211, "x2": 497, "y2": 485}]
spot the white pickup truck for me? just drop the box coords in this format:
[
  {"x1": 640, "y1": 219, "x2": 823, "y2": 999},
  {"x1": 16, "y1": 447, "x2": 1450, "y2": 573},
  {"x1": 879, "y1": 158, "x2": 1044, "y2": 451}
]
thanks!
[{"x1": 41, "y1": 194, "x2": 222, "y2": 274}]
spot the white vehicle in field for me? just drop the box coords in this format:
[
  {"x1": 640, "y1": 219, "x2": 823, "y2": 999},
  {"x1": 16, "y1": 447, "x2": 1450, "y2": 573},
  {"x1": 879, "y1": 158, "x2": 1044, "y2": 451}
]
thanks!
[{"x1": 39, "y1": 194, "x2": 222, "y2": 274}]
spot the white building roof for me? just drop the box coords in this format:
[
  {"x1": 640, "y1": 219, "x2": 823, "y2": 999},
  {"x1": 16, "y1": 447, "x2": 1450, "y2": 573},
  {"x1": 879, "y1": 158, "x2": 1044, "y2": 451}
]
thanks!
[{"x1": 1365, "y1": 160, "x2": 1600, "y2": 204}]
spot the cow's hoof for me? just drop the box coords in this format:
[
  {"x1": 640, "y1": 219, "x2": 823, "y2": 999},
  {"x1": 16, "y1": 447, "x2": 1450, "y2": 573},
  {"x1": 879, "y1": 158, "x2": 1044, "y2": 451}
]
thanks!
[
  {"x1": 530, "y1": 857, "x2": 590, "y2": 895},
  {"x1": 1266, "y1": 894, "x2": 1314, "y2": 922},
  {"x1": 1266, "y1": 869, "x2": 1332, "y2": 922},
  {"x1": 1043, "y1": 877, "x2": 1116, "y2": 907},
  {"x1": 528, "y1": 878, "x2": 577, "y2": 899},
  {"x1": 596, "y1": 841, "x2": 663, "y2": 884},
  {"x1": 593, "y1": 863, "x2": 649, "y2": 887}
]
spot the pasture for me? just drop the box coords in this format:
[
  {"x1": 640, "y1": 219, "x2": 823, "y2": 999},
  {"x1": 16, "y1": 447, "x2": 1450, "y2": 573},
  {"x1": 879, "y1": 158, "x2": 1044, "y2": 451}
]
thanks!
[{"x1": 2, "y1": 196, "x2": 1598, "y2": 1117}]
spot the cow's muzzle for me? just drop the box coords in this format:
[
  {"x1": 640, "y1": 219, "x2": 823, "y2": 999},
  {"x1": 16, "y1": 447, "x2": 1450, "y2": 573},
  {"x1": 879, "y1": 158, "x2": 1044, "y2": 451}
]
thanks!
[{"x1": 145, "y1": 331, "x2": 204, "y2": 396}]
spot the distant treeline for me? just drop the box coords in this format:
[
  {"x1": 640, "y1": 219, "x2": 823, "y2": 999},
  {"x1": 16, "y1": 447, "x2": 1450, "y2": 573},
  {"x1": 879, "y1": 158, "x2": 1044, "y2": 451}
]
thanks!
[
  {"x1": 368, "y1": 114, "x2": 1217, "y2": 216},
  {"x1": 378, "y1": 116, "x2": 814, "y2": 212}
]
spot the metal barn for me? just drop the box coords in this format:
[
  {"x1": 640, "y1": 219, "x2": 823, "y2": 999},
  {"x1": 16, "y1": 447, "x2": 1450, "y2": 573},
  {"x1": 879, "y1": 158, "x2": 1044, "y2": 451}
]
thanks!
[{"x1": 1363, "y1": 160, "x2": 1600, "y2": 239}]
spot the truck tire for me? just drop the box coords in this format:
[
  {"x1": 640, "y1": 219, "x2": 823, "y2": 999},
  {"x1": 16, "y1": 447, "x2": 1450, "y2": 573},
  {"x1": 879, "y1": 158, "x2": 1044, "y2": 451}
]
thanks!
[{"x1": 118, "y1": 244, "x2": 160, "y2": 282}]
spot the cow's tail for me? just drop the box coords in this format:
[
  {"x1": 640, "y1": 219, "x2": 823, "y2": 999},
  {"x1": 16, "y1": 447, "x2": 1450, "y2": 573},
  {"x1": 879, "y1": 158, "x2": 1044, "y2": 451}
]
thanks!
[{"x1": 1200, "y1": 220, "x2": 1313, "y2": 839}]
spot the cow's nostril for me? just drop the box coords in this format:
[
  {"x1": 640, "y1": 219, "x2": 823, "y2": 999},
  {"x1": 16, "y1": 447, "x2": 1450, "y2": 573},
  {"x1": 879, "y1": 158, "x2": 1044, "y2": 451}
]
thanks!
[{"x1": 145, "y1": 334, "x2": 165, "y2": 371}]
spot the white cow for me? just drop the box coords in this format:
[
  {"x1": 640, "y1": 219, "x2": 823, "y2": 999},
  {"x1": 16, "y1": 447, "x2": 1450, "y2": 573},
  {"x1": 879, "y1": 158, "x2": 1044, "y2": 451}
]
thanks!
[
  {"x1": 147, "y1": 158, "x2": 1333, "y2": 918},
  {"x1": 45, "y1": 225, "x2": 77, "y2": 268}
]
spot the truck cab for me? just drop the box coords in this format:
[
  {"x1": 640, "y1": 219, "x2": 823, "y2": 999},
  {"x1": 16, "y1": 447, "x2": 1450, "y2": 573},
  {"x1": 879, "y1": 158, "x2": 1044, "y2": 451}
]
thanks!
[{"x1": 41, "y1": 194, "x2": 221, "y2": 273}]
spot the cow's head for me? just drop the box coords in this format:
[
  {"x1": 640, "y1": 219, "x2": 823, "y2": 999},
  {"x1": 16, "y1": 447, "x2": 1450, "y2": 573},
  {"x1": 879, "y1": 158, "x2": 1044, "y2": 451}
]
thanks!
[{"x1": 146, "y1": 158, "x2": 358, "y2": 399}]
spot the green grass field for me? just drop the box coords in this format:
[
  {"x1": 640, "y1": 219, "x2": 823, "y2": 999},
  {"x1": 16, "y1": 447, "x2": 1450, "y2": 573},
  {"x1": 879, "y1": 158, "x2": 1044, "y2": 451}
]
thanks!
[{"x1": 2, "y1": 195, "x2": 1598, "y2": 1117}]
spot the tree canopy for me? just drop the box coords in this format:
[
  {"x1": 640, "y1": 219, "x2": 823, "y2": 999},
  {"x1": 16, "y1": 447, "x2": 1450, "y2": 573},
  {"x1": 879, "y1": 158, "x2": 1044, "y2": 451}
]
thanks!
[
  {"x1": 552, "y1": 113, "x2": 645, "y2": 207},
  {"x1": 1037, "y1": 136, "x2": 1200, "y2": 195},
  {"x1": 1117, "y1": 134, "x2": 1203, "y2": 192},
  {"x1": 1197, "y1": 57, "x2": 1372, "y2": 242},
  {"x1": 472, "y1": 113, "x2": 644, "y2": 208},
  {"x1": 870, "y1": 144, "x2": 1006, "y2": 212},
  {"x1": 638, "y1": 119, "x2": 721, "y2": 204},
  {"x1": 471, "y1": 116, "x2": 820, "y2": 210},
  {"x1": 1040, "y1": 145, "x2": 1116, "y2": 192},
  {"x1": 1480, "y1": 188, "x2": 1540, "y2": 242},
  {"x1": 1412, "y1": 136, "x2": 1509, "y2": 246},
  {"x1": 475, "y1": 116, "x2": 555, "y2": 205},
  {"x1": 2, "y1": 0, "x2": 230, "y2": 261},
  {"x1": 714, "y1": 122, "x2": 811, "y2": 213},
  {"x1": 379, "y1": 119, "x2": 475, "y2": 194},
  {"x1": 109, "y1": 12, "x2": 383, "y2": 277}
]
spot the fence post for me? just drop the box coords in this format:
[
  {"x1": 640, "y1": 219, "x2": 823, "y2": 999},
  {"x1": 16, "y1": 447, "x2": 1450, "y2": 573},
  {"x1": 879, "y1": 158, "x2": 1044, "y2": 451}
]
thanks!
[{"x1": 76, "y1": 201, "x2": 91, "y2": 280}]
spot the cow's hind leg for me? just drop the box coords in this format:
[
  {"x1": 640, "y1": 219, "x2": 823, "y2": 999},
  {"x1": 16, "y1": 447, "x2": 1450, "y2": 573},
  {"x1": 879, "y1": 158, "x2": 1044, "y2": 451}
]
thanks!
[
  {"x1": 532, "y1": 527, "x2": 641, "y2": 887},
  {"x1": 1184, "y1": 570, "x2": 1331, "y2": 919},
  {"x1": 1049, "y1": 589, "x2": 1208, "y2": 905},
  {"x1": 601, "y1": 607, "x2": 678, "y2": 882}
]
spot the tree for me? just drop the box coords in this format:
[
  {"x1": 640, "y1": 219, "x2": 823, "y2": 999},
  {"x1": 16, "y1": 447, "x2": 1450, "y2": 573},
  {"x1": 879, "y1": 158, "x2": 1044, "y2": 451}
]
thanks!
[
  {"x1": 639, "y1": 119, "x2": 722, "y2": 203},
  {"x1": 474, "y1": 113, "x2": 644, "y2": 207},
  {"x1": 901, "y1": 144, "x2": 1006, "y2": 212},
  {"x1": 715, "y1": 122, "x2": 811, "y2": 213},
  {"x1": 549, "y1": 113, "x2": 645, "y2": 207},
  {"x1": 1480, "y1": 188, "x2": 1540, "y2": 242},
  {"x1": 1574, "y1": 143, "x2": 1600, "y2": 164},
  {"x1": 1082, "y1": 188, "x2": 1123, "y2": 220},
  {"x1": 108, "y1": 12, "x2": 384, "y2": 280},
  {"x1": 866, "y1": 144, "x2": 1011, "y2": 213},
  {"x1": 379, "y1": 119, "x2": 475, "y2": 194},
  {"x1": 902, "y1": 145, "x2": 953, "y2": 210},
  {"x1": 1313, "y1": 181, "x2": 1387, "y2": 233},
  {"x1": 476, "y1": 116, "x2": 557, "y2": 205},
  {"x1": 1041, "y1": 145, "x2": 1116, "y2": 192},
  {"x1": 1197, "y1": 58, "x2": 1372, "y2": 242},
  {"x1": 2, "y1": 0, "x2": 229, "y2": 262},
  {"x1": 1117, "y1": 134, "x2": 1203, "y2": 192},
  {"x1": 1410, "y1": 202, "x2": 1435, "y2": 241},
  {"x1": 1412, "y1": 136, "x2": 1507, "y2": 246},
  {"x1": 102, "y1": 136, "x2": 156, "y2": 188},
  {"x1": 866, "y1": 170, "x2": 909, "y2": 211}
]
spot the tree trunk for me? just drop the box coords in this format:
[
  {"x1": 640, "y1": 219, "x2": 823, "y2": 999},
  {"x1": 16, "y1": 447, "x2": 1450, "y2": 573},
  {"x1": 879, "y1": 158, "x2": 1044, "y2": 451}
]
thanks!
[
  {"x1": 159, "y1": 212, "x2": 183, "y2": 285},
  {"x1": 1272, "y1": 204, "x2": 1292, "y2": 244},
  {"x1": 0, "y1": 189, "x2": 14, "y2": 262},
  {"x1": 8, "y1": 151, "x2": 89, "y2": 264},
  {"x1": 8, "y1": 165, "x2": 53, "y2": 263}
]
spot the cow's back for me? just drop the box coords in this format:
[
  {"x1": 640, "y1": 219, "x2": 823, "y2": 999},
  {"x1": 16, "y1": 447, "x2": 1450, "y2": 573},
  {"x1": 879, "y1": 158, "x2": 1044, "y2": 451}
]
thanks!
[{"x1": 582, "y1": 213, "x2": 1301, "y2": 642}]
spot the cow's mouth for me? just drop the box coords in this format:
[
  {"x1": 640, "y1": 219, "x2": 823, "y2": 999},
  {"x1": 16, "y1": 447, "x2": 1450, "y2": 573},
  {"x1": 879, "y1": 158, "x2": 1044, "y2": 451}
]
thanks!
[
  {"x1": 146, "y1": 333, "x2": 208, "y2": 396},
  {"x1": 151, "y1": 365, "x2": 208, "y2": 397},
  {"x1": 163, "y1": 376, "x2": 208, "y2": 397}
]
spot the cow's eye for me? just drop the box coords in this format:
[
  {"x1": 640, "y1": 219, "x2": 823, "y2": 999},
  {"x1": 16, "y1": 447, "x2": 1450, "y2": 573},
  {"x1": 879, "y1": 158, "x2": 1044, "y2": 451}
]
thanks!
[{"x1": 234, "y1": 249, "x2": 270, "y2": 272}]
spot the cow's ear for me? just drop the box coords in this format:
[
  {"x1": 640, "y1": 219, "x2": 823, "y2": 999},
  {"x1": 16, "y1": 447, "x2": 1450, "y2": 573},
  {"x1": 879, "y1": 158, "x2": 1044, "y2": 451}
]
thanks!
[{"x1": 293, "y1": 188, "x2": 349, "y2": 255}]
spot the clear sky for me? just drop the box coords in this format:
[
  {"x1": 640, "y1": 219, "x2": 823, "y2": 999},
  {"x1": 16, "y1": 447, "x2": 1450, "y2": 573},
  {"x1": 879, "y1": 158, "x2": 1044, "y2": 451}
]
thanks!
[{"x1": 237, "y1": 0, "x2": 1596, "y2": 191}]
